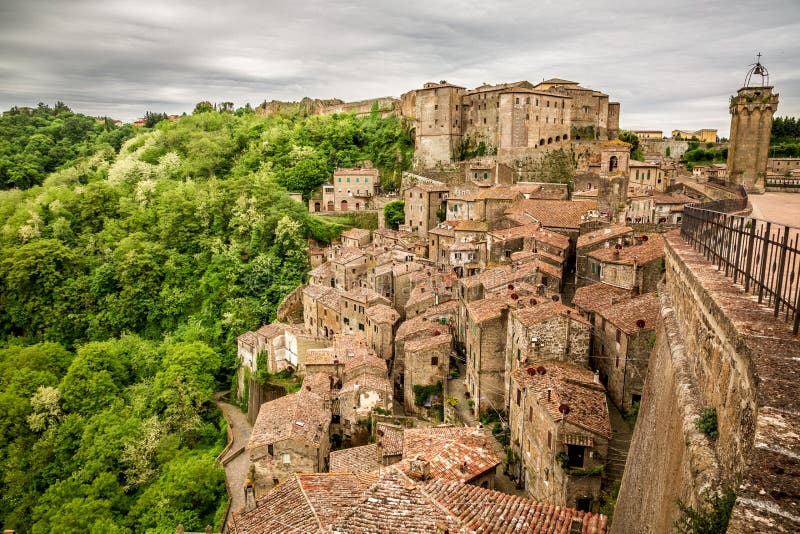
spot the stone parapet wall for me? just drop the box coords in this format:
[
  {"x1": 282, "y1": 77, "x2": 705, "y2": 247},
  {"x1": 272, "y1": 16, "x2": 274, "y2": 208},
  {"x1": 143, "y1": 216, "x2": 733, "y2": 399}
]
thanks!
[{"x1": 613, "y1": 230, "x2": 800, "y2": 533}]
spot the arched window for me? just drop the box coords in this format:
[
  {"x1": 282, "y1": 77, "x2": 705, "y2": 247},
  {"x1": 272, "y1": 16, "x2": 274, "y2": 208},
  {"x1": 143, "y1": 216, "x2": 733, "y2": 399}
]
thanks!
[
  {"x1": 555, "y1": 136, "x2": 560, "y2": 142},
  {"x1": 539, "y1": 139, "x2": 545, "y2": 146},
  {"x1": 340, "y1": 199, "x2": 348, "y2": 211},
  {"x1": 563, "y1": 133, "x2": 568, "y2": 140},
  {"x1": 314, "y1": 202, "x2": 321, "y2": 212},
  {"x1": 609, "y1": 155, "x2": 618, "y2": 171},
  {"x1": 547, "y1": 137, "x2": 552, "y2": 144}
]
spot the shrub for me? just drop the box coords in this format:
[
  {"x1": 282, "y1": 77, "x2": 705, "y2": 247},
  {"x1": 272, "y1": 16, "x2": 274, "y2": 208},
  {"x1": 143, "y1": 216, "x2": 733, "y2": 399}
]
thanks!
[
  {"x1": 696, "y1": 407, "x2": 719, "y2": 440},
  {"x1": 467, "y1": 399, "x2": 475, "y2": 408},
  {"x1": 445, "y1": 396, "x2": 459, "y2": 407},
  {"x1": 412, "y1": 382, "x2": 442, "y2": 407},
  {"x1": 674, "y1": 487, "x2": 736, "y2": 534}
]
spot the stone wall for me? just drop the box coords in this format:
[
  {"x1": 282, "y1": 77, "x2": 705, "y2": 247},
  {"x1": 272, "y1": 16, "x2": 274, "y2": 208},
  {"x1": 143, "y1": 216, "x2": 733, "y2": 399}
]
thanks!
[
  {"x1": 613, "y1": 230, "x2": 800, "y2": 533},
  {"x1": 640, "y1": 138, "x2": 689, "y2": 159}
]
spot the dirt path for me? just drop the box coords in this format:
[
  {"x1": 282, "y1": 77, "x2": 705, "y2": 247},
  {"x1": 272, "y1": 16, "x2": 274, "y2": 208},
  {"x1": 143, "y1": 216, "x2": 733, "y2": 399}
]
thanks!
[{"x1": 215, "y1": 398, "x2": 252, "y2": 530}]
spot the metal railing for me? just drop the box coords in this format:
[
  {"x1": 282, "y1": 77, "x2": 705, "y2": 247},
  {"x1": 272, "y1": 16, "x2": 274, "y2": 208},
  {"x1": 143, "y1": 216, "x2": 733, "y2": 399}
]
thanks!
[{"x1": 681, "y1": 187, "x2": 800, "y2": 334}]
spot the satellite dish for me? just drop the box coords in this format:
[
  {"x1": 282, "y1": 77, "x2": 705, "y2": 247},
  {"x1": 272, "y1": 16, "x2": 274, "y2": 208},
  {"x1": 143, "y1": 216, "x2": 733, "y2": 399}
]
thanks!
[
  {"x1": 636, "y1": 319, "x2": 646, "y2": 328},
  {"x1": 552, "y1": 295, "x2": 560, "y2": 302},
  {"x1": 559, "y1": 404, "x2": 571, "y2": 415}
]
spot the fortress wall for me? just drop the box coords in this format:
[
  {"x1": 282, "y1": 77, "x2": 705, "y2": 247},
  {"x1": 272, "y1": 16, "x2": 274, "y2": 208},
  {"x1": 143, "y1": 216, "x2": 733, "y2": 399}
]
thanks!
[{"x1": 613, "y1": 230, "x2": 800, "y2": 533}]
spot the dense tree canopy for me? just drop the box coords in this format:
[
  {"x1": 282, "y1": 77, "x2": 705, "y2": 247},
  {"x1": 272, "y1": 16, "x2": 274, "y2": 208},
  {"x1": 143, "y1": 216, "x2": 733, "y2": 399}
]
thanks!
[
  {"x1": 0, "y1": 103, "x2": 137, "y2": 190},
  {"x1": 0, "y1": 106, "x2": 414, "y2": 532}
]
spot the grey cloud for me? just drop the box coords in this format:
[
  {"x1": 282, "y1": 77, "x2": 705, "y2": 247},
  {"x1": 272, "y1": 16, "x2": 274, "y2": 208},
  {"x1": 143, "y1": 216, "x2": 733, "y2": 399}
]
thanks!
[{"x1": 0, "y1": 0, "x2": 797, "y2": 136}]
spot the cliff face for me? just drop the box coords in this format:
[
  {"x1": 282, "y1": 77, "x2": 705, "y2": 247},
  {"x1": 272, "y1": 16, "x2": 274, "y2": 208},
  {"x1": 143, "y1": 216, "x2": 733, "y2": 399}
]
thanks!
[{"x1": 613, "y1": 231, "x2": 800, "y2": 533}]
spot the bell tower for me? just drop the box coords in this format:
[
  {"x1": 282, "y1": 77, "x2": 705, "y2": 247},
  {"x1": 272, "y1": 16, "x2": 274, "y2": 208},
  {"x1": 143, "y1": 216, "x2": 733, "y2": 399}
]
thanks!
[{"x1": 727, "y1": 54, "x2": 779, "y2": 194}]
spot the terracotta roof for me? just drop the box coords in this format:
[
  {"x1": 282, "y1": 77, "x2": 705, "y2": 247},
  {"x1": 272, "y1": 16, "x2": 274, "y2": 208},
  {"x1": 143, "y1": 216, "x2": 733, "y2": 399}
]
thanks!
[
  {"x1": 512, "y1": 301, "x2": 590, "y2": 327},
  {"x1": 597, "y1": 292, "x2": 659, "y2": 335},
  {"x1": 391, "y1": 261, "x2": 425, "y2": 277},
  {"x1": 474, "y1": 187, "x2": 521, "y2": 201},
  {"x1": 396, "y1": 301, "x2": 458, "y2": 340},
  {"x1": 341, "y1": 227, "x2": 371, "y2": 240},
  {"x1": 231, "y1": 466, "x2": 608, "y2": 534},
  {"x1": 330, "y1": 468, "x2": 463, "y2": 533},
  {"x1": 404, "y1": 332, "x2": 452, "y2": 353},
  {"x1": 511, "y1": 361, "x2": 611, "y2": 438},
  {"x1": 335, "y1": 168, "x2": 379, "y2": 176},
  {"x1": 489, "y1": 222, "x2": 541, "y2": 241},
  {"x1": 467, "y1": 296, "x2": 514, "y2": 323},
  {"x1": 572, "y1": 282, "x2": 634, "y2": 314},
  {"x1": 448, "y1": 241, "x2": 481, "y2": 252},
  {"x1": 366, "y1": 303, "x2": 400, "y2": 324},
  {"x1": 399, "y1": 426, "x2": 500, "y2": 484},
  {"x1": 237, "y1": 331, "x2": 258, "y2": 345},
  {"x1": 248, "y1": 386, "x2": 330, "y2": 449},
  {"x1": 377, "y1": 423, "x2": 404, "y2": 456},
  {"x1": 340, "y1": 372, "x2": 392, "y2": 395},
  {"x1": 588, "y1": 234, "x2": 665, "y2": 265},
  {"x1": 406, "y1": 180, "x2": 450, "y2": 193},
  {"x1": 424, "y1": 479, "x2": 608, "y2": 533},
  {"x1": 533, "y1": 227, "x2": 571, "y2": 249},
  {"x1": 309, "y1": 262, "x2": 333, "y2": 279},
  {"x1": 459, "y1": 259, "x2": 542, "y2": 290},
  {"x1": 331, "y1": 248, "x2": 366, "y2": 265},
  {"x1": 329, "y1": 444, "x2": 381, "y2": 473},
  {"x1": 577, "y1": 224, "x2": 634, "y2": 249},
  {"x1": 230, "y1": 472, "x2": 378, "y2": 533},
  {"x1": 454, "y1": 220, "x2": 489, "y2": 232},
  {"x1": 510, "y1": 199, "x2": 597, "y2": 229},
  {"x1": 538, "y1": 78, "x2": 580, "y2": 85},
  {"x1": 341, "y1": 286, "x2": 386, "y2": 304}
]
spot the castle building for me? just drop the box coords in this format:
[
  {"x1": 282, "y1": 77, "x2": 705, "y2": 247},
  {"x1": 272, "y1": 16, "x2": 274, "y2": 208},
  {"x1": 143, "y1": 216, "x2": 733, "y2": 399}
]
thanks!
[
  {"x1": 411, "y1": 78, "x2": 620, "y2": 167},
  {"x1": 727, "y1": 56, "x2": 779, "y2": 193}
]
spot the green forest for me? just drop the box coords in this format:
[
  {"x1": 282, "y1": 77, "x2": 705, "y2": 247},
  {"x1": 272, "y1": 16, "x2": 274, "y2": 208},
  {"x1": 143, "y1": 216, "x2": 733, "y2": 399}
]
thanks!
[
  {"x1": 0, "y1": 103, "x2": 414, "y2": 533},
  {"x1": 770, "y1": 116, "x2": 800, "y2": 158}
]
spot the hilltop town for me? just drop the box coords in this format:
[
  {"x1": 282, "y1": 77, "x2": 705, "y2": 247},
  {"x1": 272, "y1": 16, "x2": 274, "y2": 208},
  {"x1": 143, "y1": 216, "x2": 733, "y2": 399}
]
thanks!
[{"x1": 226, "y1": 68, "x2": 799, "y2": 533}]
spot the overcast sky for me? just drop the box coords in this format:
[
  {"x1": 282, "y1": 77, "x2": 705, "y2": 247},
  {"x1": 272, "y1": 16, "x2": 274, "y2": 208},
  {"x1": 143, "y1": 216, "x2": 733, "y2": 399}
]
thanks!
[{"x1": 1, "y1": 0, "x2": 798, "y2": 136}]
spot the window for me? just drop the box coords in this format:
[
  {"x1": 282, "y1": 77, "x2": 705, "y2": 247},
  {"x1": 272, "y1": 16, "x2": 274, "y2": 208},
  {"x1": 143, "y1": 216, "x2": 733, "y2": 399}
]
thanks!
[
  {"x1": 268, "y1": 444, "x2": 274, "y2": 456},
  {"x1": 516, "y1": 388, "x2": 521, "y2": 406},
  {"x1": 365, "y1": 177, "x2": 369, "y2": 183},
  {"x1": 282, "y1": 453, "x2": 291, "y2": 464},
  {"x1": 434, "y1": 104, "x2": 438, "y2": 110},
  {"x1": 515, "y1": 98, "x2": 519, "y2": 104},
  {"x1": 337, "y1": 177, "x2": 342, "y2": 182},
  {"x1": 546, "y1": 100, "x2": 550, "y2": 107},
  {"x1": 505, "y1": 250, "x2": 511, "y2": 258},
  {"x1": 483, "y1": 172, "x2": 488, "y2": 179},
  {"x1": 528, "y1": 406, "x2": 532, "y2": 421},
  {"x1": 483, "y1": 118, "x2": 486, "y2": 124},
  {"x1": 525, "y1": 97, "x2": 530, "y2": 104},
  {"x1": 567, "y1": 445, "x2": 584, "y2": 468},
  {"x1": 358, "y1": 323, "x2": 364, "y2": 331},
  {"x1": 616, "y1": 329, "x2": 621, "y2": 343},
  {"x1": 547, "y1": 431, "x2": 552, "y2": 449},
  {"x1": 431, "y1": 356, "x2": 438, "y2": 366},
  {"x1": 347, "y1": 177, "x2": 350, "y2": 182},
  {"x1": 344, "y1": 317, "x2": 350, "y2": 325},
  {"x1": 535, "y1": 98, "x2": 539, "y2": 106}
]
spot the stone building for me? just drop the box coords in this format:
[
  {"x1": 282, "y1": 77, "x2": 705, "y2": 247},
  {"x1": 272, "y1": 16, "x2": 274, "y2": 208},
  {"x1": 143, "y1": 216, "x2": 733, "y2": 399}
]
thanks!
[
  {"x1": 315, "y1": 168, "x2": 379, "y2": 212},
  {"x1": 364, "y1": 303, "x2": 400, "y2": 361},
  {"x1": 402, "y1": 177, "x2": 450, "y2": 238},
  {"x1": 628, "y1": 160, "x2": 665, "y2": 191},
  {"x1": 504, "y1": 301, "x2": 591, "y2": 408},
  {"x1": 590, "y1": 292, "x2": 660, "y2": 412},
  {"x1": 340, "y1": 227, "x2": 371, "y2": 248},
  {"x1": 671, "y1": 128, "x2": 718, "y2": 143},
  {"x1": 403, "y1": 333, "x2": 452, "y2": 414},
  {"x1": 302, "y1": 285, "x2": 341, "y2": 339},
  {"x1": 330, "y1": 247, "x2": 367, "y2": 290},
  {"x1": 574, "y1": 223, "x2": 633, "y2": 289},
  {"x1": 411, "y1": 78, "x2": 620, "y2": 167},
  {"x1": 466, "y1": 159, "x2": 515, "y2": 185},
  {"x1": 393, "y1": 301, "x2": 459, "y2": 403},
  {"x1": 632, "y1": 130, "x2": 663, "y2": 140},
  {"x1": 585, "y1": 233, "x2": 664, "y2": 293},
  {"x1": 509, "y1": 361, "x2": 611, "y2": 511},
  {"x1": 247, "y1": 375, "x2": 332, "y2": 492},
  {"x1": 236, "y1": 323, "x2": 329, "y2": 395},
  {"x1": 727, "y1": 81, "x2": 778, "y2": 193},
  {"x1": 340, "y1": 287, "x2": 391, "y2": 336},
  {"x1": 507, "y1": 199, "x2": 598, "y2": 239}
]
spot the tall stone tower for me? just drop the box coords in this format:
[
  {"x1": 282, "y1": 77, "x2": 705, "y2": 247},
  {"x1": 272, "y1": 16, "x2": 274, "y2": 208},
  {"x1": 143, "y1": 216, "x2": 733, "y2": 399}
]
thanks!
[
  {"x1": 413, "y1": 81, "x2": 465, "y2": 168},
  {"x1": 727, "y1": 55, "x2": 779, "y2": 193}
]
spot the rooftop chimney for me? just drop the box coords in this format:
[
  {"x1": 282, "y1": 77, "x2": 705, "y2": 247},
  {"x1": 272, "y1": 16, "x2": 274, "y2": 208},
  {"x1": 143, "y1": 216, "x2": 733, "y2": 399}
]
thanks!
[
  {"x1": 594, "y1": 370, "x2": 600, "y2": 384},
  {"x1": 409, "y1": 456, "x2": 432, "y2": 481}
]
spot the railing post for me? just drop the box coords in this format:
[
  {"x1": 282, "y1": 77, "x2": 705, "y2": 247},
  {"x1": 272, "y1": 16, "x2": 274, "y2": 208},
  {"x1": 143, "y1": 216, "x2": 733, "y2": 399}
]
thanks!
[
  {"x1": 774, "y1": 227, "x2": 789, "y2": 318},
  {"x1": 744, "y1": 220, "x2": 756, "y2": 292},
  {"x1": 733, "y1": 216, "x2": 744, "y2": 284},
  {"x1": 758, "y1": 222, "x2": 771, "y2": 304}
]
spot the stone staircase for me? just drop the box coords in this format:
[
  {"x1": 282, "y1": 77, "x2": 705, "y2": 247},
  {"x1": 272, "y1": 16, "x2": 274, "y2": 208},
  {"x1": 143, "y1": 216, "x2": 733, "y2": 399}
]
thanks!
[{"x1": 603, "y1": 401, "x2": 633, "y2": 489}]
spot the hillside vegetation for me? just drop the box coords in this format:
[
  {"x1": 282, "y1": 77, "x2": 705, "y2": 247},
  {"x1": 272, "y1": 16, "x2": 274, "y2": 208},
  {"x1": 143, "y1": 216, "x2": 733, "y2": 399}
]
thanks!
[{"x1": 0, "y1": 104, "x2": 413, "y2": 533}]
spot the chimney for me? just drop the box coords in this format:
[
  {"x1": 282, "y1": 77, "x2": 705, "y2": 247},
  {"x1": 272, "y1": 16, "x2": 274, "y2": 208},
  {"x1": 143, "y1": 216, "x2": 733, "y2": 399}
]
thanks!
[
  {"x1": 594, "y1": 370, "x2": 600, "y2": 384},
  {"x1": 547, "y1": 388, "x2": 552, "y2": 402},
  {"x1": 409, "y1": 456, "x2": 431, "y2": 481}
]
